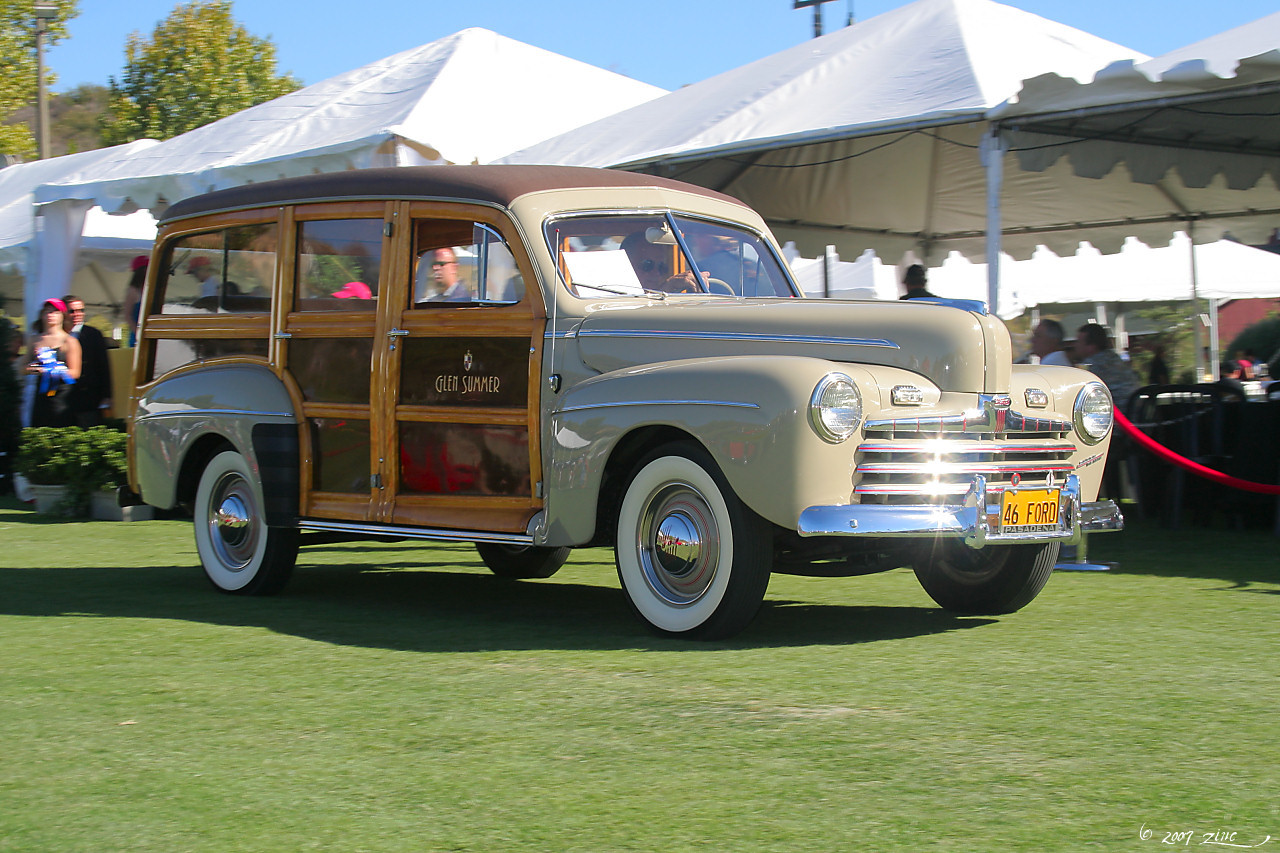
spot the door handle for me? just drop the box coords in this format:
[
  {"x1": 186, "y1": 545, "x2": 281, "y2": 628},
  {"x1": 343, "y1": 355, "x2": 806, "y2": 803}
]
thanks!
[{"x1": 386, "y1": 328, "x2": 408, "y2": 350}]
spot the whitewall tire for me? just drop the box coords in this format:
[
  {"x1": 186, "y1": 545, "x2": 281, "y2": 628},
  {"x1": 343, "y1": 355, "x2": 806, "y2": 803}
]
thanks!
[
  {"x1": 193, "y1": 450, "x2": 298, "y2": 595},
  {"x1": 615, "y1": 442, "x2": 772, "y2": 639}
]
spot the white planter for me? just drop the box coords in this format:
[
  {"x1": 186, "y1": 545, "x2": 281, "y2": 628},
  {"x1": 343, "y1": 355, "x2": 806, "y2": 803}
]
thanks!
[
  {"x1": 27, "y1": 483, "x2": 69, "y2": 514},
  {"x1": 91, "y1": 491, "x2": 154, "y2": 522}
]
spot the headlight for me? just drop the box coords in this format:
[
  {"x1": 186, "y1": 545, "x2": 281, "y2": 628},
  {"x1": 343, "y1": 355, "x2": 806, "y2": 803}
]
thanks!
[
  {"x1": 1074, "y1": 382, "x2": 1113, "y2": 445},
  {"x1": 809, "y1": 373, "x2": 863, "y2": 443}
]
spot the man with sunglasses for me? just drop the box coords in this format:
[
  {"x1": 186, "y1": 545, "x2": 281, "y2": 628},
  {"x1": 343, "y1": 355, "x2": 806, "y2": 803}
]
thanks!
[
  {"x1": 62, "y1": 295, "x2": 112, "y2": 426},
  {"x1": 419, "y1": 248, "x2": 473, "y2": 302},
  {"x1": 621, "y1": 231, "x2": 700, "y2": 294}
]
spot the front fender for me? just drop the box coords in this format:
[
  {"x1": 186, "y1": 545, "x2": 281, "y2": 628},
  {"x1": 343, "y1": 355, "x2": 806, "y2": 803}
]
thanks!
[
  {"x1": 544, "y1": 355, "x2": 870, "y2": 544},
  {"x1": 131, "y1": 363, "x2": 298, "y2": 510}
]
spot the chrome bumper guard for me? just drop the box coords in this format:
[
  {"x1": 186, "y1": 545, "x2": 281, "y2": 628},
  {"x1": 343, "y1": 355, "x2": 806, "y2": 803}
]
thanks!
[{"x1": 797, "y1": 475, "x2": 1124, "y2": 549}]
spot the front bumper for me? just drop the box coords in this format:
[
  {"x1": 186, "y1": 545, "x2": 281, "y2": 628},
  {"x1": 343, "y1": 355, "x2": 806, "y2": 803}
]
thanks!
[{"x1": 796, "y1": 474, "x2": 1123, "y2": 549}]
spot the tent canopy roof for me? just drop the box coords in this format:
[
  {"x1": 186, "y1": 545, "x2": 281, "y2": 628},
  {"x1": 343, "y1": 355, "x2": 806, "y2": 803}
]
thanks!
[
  {"x1": 33, "y1": 28, "x2": 666, "y2": 216},
  {"x1": 994, "y1": 11, "x2": 1280, "y2": 191},
  {"x1": 503, "y1": 0, "x2": 1138, "y2": 171},
  {"x1": 501, "y1": 0, "x2": 1143, "y2": 264}
]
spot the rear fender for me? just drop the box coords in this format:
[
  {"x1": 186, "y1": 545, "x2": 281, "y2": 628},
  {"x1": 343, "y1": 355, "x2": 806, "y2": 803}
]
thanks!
[{"x1": 131, "y1": 363, "x2": 298, "y2": 514}]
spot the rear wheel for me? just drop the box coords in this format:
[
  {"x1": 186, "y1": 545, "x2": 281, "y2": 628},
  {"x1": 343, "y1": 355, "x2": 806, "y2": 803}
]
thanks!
[
  {"x1": 475, "y1": 543, "x2": 571, "y2": 579},
  {"x1": 615, "y1": 442, "x2": 772, "y2": 639},
  {"x1": 193, "y1": 450, "x2": 298, "y2": 595},
  {"x1": 912, "y1": 540, "x2": 1058, "y2": 614}
]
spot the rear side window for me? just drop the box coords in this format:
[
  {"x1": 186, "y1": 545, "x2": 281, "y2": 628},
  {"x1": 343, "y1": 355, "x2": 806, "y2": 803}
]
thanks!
[
  {"x1": 411, "y1": 220, "x2": 524, "y2": 306},
  {"x1": 295, "y1": 219, "x2": 383, "y2": 312},
  {"x1": 154, "y1": 223, "x2": 276, "y2": 314}
]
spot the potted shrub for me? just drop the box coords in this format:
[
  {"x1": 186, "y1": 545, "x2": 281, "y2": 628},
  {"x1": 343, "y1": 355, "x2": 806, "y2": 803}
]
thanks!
[{"x1": 16, "y1": 426, "x2": 130, "y2": 517}]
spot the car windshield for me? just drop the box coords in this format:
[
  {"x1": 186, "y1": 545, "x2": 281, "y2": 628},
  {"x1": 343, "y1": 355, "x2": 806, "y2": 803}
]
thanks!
[{"x1": 545, "y1": 213, "x2": 798, "y2": 299}]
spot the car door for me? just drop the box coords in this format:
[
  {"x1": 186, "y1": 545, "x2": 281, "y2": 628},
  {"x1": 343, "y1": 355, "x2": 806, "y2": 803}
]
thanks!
[
  {"x1": 279, "y1": 202, "x2": 391, "y2": 523},
  {"x1": 378, "y1": 201, "x2": 546, "y2": 534}
]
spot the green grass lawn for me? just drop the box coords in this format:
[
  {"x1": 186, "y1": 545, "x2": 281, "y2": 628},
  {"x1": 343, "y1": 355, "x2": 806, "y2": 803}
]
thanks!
[{"x1": 0, "y1": 497, "x2": 1276, "y2": 852}]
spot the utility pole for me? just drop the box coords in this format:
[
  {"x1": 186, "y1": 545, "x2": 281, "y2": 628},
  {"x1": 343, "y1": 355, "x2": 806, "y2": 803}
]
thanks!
[
  {"x1": 33, "y1": 1, "x2": 59, "y2": 160},
  {"x1": 794, "y1": 0, "x2": 852, "y2": 38}
]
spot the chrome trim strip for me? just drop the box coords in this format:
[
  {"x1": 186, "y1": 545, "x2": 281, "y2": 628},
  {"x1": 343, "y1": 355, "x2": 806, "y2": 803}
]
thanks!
[
  {"x1": 573, "y1": 328, "x2": 900, "y2": 349},
  {"x1": 856, "y1": 461, "x2": 1076, "y2": 474},
  {"x1": 136, "y1": 408, "x2": 296, "y2": 421},
  {"x1": 864, "y1": 409, "x2": 1071, "y2": 434},
  {"x1": 299, "y1": 520, "x2": 534, "y2": 546},
  {"x1": 857, "y1": 440, "x2": 1076, "y2": 454},
  {"x1": 556, "y1": 399, "x2": 760, "y2": 414}
]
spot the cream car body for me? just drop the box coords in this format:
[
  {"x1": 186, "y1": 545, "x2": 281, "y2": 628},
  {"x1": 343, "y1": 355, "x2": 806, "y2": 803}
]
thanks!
[{"x1": 127, "y1": 166, "x2": 1121, "y2": 639}]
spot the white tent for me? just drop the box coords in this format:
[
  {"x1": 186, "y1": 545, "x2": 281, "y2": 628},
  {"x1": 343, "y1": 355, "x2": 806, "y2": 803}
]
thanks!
[
  {"x1": 1, "y1": 142, "x2": 158, "y2": 324},
  {"x1": 24, "y1": 28, "x2": 666, "y2": 318},
  {"x1": 0, "y1": 142, "x2": 157, "y2": 271},
  {"x1": 34, "y1": 28, "x2": 666, "y2": 216},
  {"x1": 500, "y1": 0, "x2": 1143, "y2": 264},
  {"x1": 987, "y1": 11, "x2": 1280, "y2": 255}
]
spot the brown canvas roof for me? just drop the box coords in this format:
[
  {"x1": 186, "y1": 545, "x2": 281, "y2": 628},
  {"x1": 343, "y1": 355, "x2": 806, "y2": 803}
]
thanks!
[{"x1": 160, "y1": 165, "x2": 741, "y2": 224}]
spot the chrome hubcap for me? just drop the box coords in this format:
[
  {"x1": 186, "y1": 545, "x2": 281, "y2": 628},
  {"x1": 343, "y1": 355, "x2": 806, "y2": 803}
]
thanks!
[
  {"x1": 208, "y1": 474, "x2": 258, "y2": 570},
  {"x1": 638, "y1": 482, "x2": 720, "y2": 605}
]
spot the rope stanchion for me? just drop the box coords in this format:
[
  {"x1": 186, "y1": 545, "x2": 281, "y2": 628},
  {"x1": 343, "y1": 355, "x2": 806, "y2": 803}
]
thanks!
[{"x1": 1114, "y1": 409, "x2": 1280, "y2": 496}]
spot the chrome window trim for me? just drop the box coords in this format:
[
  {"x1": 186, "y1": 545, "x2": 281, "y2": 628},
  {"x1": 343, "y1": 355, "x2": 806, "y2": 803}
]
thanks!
[{"x1": 542, "y1": 208, "x2": 801, "y2": 298}]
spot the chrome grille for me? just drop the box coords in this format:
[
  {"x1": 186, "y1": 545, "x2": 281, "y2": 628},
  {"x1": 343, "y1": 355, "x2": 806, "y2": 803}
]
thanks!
[{"x1": 854, "y1": 435, "x2": 1075, "y2": 505}]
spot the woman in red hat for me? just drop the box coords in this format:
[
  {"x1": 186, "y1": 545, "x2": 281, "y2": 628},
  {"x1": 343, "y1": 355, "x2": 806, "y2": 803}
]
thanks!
[{"x1": 25, "y1": 298, "x2": 82, "y2": 427}]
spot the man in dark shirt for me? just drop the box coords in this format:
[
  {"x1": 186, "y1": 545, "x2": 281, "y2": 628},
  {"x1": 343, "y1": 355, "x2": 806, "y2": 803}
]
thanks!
[
  {"x1": 899, "y1": 264, "x2": 935, "y2": 300},
  {"x1": 63, "y1": 295, "x2": 112, "y2": 427}
]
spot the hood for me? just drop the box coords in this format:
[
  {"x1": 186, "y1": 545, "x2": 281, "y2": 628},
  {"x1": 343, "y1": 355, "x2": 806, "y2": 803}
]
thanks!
[{"x1": 574, "y1": 298, "x2": 1010, "y2": 393}]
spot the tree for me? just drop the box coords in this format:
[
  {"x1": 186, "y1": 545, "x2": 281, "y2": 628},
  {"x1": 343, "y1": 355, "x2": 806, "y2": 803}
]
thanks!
[
  {"x1": 101, "y1": 1, "x2": 301, "y2": 144},
  {"x1": 0, "y1": 0, "x2": 78, "y2": 159}
]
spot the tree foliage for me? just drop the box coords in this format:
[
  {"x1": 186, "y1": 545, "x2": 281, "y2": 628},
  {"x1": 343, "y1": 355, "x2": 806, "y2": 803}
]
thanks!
[
  {"x1": 0, "y1": 0, "x2": 77, "y2": 159},
  {"x1": 1130, "y1": 303, "x2": 1201, "y2": 385},
  {"x1": 101, "y1": 1, "x2": 301, "y2": 144},
  {"x1": 1227, "y1": 312, "x2": 1280, "y2": 374}
]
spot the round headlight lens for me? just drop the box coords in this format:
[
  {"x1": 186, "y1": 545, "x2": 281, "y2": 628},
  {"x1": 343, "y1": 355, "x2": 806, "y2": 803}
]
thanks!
[
  {"x1": 1074, "y1": 382, "x2": 1113, "y2": 445},
  {"x1": 809, "y1": 374, "x2": 863, "y2": 443}
]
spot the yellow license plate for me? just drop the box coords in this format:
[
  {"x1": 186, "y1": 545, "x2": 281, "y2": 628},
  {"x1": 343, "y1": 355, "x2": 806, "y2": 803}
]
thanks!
[{"x1": 999, "y1": 488, "x2": 1061, "y2": 533}]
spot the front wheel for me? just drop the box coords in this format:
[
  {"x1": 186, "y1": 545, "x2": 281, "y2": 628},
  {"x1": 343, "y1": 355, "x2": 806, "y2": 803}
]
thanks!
[
  {"x1": 615, "y1": 442, "x2": 772, "y2": 639},
  {"x1": 912, "y1": 540, "x2": 1059, "y2": 614},
  {"x1": 193, "y1": 450, "x2": 298, "y2": 595},
  {"x1": 475, "y1": 543, "x2": 571, "y2": 579}
]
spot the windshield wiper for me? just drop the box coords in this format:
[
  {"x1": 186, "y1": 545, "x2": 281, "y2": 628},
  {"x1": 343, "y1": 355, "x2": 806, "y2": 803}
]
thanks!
[{"x1": 575, "y1": 282, "x2": 666, "y2": 300}]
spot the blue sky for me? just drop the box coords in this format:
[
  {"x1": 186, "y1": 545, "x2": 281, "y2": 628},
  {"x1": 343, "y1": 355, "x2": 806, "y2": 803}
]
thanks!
[{"x1": 48, "y1": 0, "x2": 1279, "y2": 94}]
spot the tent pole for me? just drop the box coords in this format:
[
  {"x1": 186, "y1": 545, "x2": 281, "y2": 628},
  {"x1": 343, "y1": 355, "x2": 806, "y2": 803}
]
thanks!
[
  {"x1": 980, "y1": 128, "x2": 1009, "y2": 314},
  {"x1": 1187, "y1": 221, "x2": 1207, "y2": 380},
  {"x1": 1209, "y1": 297, "x2": 1220, "y2": 379}
]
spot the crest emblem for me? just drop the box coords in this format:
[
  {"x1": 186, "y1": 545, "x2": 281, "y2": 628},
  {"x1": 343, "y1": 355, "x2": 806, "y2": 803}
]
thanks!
[
  {"x1": 463, "y1": 350, "x2": 473, "y2": 372},
  {"x1": 988, "y1": 394, "x2": 1011, "y2": 434},
  {"x1": 1010, "y1": 472, "x2": 1021, "y2": 487}
]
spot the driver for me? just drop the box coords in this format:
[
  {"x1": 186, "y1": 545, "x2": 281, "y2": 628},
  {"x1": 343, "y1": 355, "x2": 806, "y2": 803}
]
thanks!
[{"x1": 620, "y1": 231, "x2": 701, "y2": 293}]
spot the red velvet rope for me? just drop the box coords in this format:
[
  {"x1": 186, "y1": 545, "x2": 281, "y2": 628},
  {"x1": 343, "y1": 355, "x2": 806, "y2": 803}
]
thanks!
[{"x1": 1114, "y1": 408, "x2": 1280, "y2": 496}]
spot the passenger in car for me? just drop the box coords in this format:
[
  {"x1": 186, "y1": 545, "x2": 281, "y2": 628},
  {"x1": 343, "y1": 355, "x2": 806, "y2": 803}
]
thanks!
[{"x1": 416, "y1": 248, "x2": 472, "y2": 302}]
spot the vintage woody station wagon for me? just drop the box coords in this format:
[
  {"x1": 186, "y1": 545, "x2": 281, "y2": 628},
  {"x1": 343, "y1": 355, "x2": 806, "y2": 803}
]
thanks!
[{"x1": 128, "y1": 165, "x2": 1122, "y2": 638}]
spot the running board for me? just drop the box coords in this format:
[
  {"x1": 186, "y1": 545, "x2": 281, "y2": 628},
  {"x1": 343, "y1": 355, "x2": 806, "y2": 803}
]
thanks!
[{"x1": 298, "y1": 519, "x2": 534, "y2": 547}]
